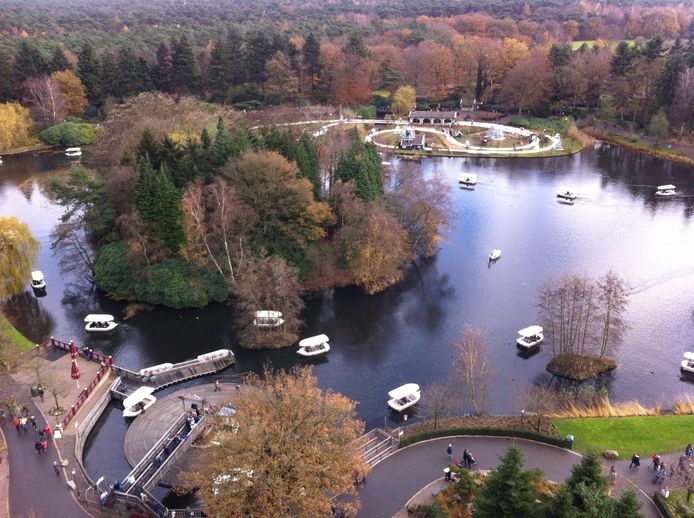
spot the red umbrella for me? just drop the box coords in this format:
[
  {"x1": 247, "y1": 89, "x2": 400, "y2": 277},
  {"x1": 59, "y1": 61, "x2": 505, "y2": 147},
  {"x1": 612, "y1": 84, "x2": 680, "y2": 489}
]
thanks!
[
  {"x1": 71, "y1": 359, "x2": 80, "y2": 380},
  {"x1": 69, "y1": 342, "x2": 78, "y2": 359}
]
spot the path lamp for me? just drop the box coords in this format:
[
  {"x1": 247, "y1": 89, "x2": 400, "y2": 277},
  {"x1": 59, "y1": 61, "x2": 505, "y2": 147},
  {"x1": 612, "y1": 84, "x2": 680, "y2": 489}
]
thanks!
[{"x1": 521, "y1": 408, "x2": 525, "y2": 426}]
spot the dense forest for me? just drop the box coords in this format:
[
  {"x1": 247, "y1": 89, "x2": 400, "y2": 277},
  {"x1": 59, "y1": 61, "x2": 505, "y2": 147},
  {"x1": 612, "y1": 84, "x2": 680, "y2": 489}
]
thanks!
[{"x1": 4, "y1": 0, "x2": 694, "y2": 347}]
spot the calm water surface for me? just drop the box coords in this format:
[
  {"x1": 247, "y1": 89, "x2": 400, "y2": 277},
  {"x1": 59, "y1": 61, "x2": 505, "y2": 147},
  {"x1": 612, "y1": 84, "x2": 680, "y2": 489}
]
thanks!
[{"x1": 1, "y1": 147, "x2": 694, "y2": 437}]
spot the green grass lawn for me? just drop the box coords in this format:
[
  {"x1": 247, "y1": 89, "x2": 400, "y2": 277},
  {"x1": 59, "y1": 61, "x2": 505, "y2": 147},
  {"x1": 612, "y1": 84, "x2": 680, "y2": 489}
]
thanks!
[
  {"x1": 0, "y1": 312, "x2": 35, "y2": 351},
  {"x1": 554, "y1": 416, "x2": 694, "y2": 459}
]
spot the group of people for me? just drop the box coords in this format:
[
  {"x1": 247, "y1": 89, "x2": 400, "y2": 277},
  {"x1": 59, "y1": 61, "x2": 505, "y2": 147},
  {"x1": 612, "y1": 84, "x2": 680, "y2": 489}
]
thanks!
[
  {"x1": 4, "y1": 407, "x2": 53, "y2": 457},
  {"x1": 446, "y1": 443, "x2": 477, "y2": 470}
]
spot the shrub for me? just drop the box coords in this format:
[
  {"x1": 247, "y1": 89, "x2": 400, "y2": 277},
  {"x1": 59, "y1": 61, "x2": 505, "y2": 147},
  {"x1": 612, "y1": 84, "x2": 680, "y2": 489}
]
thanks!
[
  {"x1": 39, "y1": 122, "x2": 96, "y2": 146},
  {"x1": 139, "y1": 258, "x2": 206, "y2": 309},
  {"x1": 93, "y1": 242, "x2": 137, "y2": 299},
  {"x1": 355, "y1": 105, "x2": 376, "y2": 119}
]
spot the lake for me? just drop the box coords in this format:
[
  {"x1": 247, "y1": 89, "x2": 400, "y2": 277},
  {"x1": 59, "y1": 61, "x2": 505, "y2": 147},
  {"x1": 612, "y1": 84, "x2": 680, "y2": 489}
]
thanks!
[{"x1": 1, "y1": 145, "x2": 693, "y2": 436}]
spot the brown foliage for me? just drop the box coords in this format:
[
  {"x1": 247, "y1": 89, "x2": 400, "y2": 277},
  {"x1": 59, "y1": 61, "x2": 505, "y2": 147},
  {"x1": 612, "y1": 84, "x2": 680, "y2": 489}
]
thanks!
[
  {"x1": 499, "y1": 48, "x2": 551, "y2": 115},
  {"x1": 335, "y1": 184, "x2": 410, "y2": 295},
  {"x1": 303, "y1": 240, "x2": 351, "y2": 292},
  {"x1": 51, "y1": 70, "x2": 87, "y2": 115},
  {"x1": 23, "y1": 76, "x2": 66, "y2": 127},
  {"x1": 232, "y1": 255, "x2": 304, "y2": 349},
  {"x1": 223, "y1": 150, "x2": 334, "y2": 257},
  {"x1": 181, "y1": 367, "x2": 364, "y2": 517}
]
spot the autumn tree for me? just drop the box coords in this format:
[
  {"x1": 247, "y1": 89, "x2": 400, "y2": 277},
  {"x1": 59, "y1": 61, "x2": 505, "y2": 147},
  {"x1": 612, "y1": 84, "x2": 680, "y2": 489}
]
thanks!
[
  {"x1": 648, "y1": 108, "x2": 670, "y2": 146},
  {"x1": 419, "y1": 381, "x2": 455, "y2": 429},
  {"x1": 264, "y1": 51, "x2": 298, "y2": 103},
  {"x1": 519, "y1": 384, "x2": 559, "y2": 433},
  {"x1": 595, "y1": 271, "x2": 629, "y2": 360},
  {"x1": 453, "y1": 325, "x2": 493, "y2": 416},
  {"x1": 0, "y1": 217, "x2": 40, "y2": 301},
  {"x1": 223, "y1": 150, "x2": 334, "y2": 263},
  {"x1": 232, "y1": 255, "x2": 304, "y2": 348},
  {"x1": 335, "y1": 184, "x2": 410, "y2": 295},
  {"x1": 181, "y1": 366, "x2": 365, "y2": 516},
  {"x1": 387, "y1": 164, "x2": 452, "y2": 258},
  {"x1": 0, "y1": 102, "x2": 33, "y2": 150},
  {"x1": 51, "y1": 70, "x2": 87, "y2": 115},
  {"x1": 23, "y1": 76, "x2": 66, "y2": 127},
  {"x1": 392, "y1": 85, "x2": 416, "y2": 117},
  {"x1": 500, "y1": 49, "x2": 551, "y2": 115}
]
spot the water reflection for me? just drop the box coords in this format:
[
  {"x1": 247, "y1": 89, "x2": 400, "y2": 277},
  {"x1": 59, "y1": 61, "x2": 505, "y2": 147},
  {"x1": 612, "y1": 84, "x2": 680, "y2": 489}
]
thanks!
[{"x1": 2, "y1": 291, "x2": 55, "y2": 343}]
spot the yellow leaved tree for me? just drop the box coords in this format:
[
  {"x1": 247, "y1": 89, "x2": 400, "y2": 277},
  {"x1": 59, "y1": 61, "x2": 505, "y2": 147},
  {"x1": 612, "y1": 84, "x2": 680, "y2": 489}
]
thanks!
[
  {"x1": 0, "y1": 102, "x2": 33, "y2": 151},
  {"x1": 0, "y1": 217, "x2": 40, "y2": 301},
  {"x1": 51, "y1": 70, "x2": 88, "y2": 115}
]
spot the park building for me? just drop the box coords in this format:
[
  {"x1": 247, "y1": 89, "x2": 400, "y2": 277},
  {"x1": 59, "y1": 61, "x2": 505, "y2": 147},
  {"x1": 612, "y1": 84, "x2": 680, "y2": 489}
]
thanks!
[
  {"x1": 399, "y1": 127, "x2": 426, "y2": 150},
  {"x1": 408, "y1": 110, "x2": 458, "y2": 125}
]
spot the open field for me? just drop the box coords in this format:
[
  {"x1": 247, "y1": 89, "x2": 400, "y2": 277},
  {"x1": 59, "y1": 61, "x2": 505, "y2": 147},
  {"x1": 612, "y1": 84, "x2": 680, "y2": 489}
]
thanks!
[{"x1": 554, "y1": 416, "x2": 694, "y2": 459}]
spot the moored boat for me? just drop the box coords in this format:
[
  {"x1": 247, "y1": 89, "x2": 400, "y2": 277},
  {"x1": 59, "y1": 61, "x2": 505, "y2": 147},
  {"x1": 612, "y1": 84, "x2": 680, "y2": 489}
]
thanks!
[
  {"x1": 297, "y1": 334, "x2": 330, "y2": 357},
  {"x1": 680, "y1": 352, "x2": 694, "y2": 374},
  {"x1": 65, "y1": 147, "x2": 83, "y2": 157},
  {"x1": 655, "y1": 184, "x2": 676, "y2": 197},
  {"x1": 84, "y1": 314, "x2": 118, "y2": 332},
  {"x1": 31, "y1": 270, "x2": 46, "y2": 290},
  {"x1": 516, "y1": 325, "x2": 544, "y2": 349},
  {"x1": 122, "y1": 386, "x2": 157, "y2": 418},
  {"x1": 387, "y1": 383, "x2": 421, "y2": 412},
  {"x1": 253, "y1": 310, "x2": 284, "y2": 328}
]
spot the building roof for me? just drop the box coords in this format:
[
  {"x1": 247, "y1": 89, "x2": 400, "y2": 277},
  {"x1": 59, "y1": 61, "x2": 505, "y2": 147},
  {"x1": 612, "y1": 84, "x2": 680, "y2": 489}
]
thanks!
[
  {"x1": 401, "y1": 135, "x2": 426, "y2": 146},
  {"x1": 409, "y1": 110, "x2": 458, "y2": 119}
]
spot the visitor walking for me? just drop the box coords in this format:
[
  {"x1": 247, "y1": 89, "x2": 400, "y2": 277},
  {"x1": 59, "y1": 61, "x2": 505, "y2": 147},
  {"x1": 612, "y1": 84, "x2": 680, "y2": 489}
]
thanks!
[
  {"x1": 43, "y1": 424, "x2": 51, "y2": 438},
  {"x1": 214, "y1": 380, "x2": 221, "y2": 392},
  {"x1": 19, "y1": 416, "x2": 28, "y2": 432},
  {"x1": 462, "y1": 449, "x2": 470, "y2": 467},
  {"x1": 652, "y1": 454, "x2": 661, "y2": 471},
  {"x1": 34, "y1": 440, "x2": 42, "y2": 455},
  {"x1": 12, "y1": 416, "x2": 20, "y2": 432},
  {"x1": 467, "y1": 453, "x2": 477, "y2": 468},
  {"x1": 42, "y1": 439, "x2": 48, "y2": 453},
  {"x1": 686, "y1": 443, "x2": 693, "y2": 458},
  {"x1": 610, "y1": 465, "x2": 617, "y2": 485},
  {"x1": 447, "y1": 444, "x2": 452, "y2": 459},
  {"x1": 53, "y1": 461, "x2": 60, "y2": 477},
  {"x1": 629, "y1": 453, "x2": 641, "y2": 470},
  {"x1": 29, "y1": 416, "x2": 37, "y2": 430}
]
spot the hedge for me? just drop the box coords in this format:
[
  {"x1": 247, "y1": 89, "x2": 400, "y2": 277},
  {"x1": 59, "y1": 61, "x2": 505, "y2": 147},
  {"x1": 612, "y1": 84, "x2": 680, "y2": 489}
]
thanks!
[
  {"x1": 39, "y1": 122, "x2": 96, "y2": 147},
  {"x1": 653, "y1": 492, "x2": 676, "y2": 518},
  {"x1": 399, "y1": 427, "x2": 567, "y2": 449}
]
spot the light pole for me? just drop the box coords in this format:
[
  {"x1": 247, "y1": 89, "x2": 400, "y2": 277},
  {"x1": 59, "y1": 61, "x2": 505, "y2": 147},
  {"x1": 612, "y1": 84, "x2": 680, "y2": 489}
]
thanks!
[{"x1": 521, "y1": 408, "x2": 526, "y2": 427}]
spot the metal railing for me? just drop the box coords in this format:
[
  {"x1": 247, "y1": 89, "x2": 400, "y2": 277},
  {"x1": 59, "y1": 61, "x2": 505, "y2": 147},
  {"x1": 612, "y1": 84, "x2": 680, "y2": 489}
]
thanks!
[
  {"x1": 358, "y1": 428, "x2": 400, "y2": 467},
  {"x1": 60, "y1": 357, "x2": 114, "y2": 430}
]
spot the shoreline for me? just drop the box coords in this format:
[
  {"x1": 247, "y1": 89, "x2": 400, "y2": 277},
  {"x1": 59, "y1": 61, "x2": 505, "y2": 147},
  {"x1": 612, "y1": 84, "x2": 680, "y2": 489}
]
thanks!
[
  {"x1": 0, "y1": 143, "x2": 57, "y2": 156},
  {"x1": 584, "y1": 126, "x2": 694, "y2": 166}
]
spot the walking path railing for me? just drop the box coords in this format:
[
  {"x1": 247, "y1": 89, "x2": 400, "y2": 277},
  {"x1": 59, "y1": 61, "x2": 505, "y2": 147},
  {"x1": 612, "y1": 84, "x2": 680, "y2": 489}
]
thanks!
[{"x1": 358, "y1": 428, "x2": 401, "y2": 467}]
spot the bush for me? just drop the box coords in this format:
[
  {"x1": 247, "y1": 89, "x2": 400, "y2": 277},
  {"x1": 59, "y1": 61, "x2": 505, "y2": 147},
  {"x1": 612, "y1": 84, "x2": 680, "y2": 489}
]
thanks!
[
  {"x1": 93, "y1": 242, "x2": 136, "y2": 299},
  {"x1": 399, "y1": 427, "x2": 566, "y2": 448},
  {"x1": 355, "y1": 105, "x2": 376, "y2": 119},
  {"x1": 39, "y1": 122, "x2": 96, "y2": 146}
]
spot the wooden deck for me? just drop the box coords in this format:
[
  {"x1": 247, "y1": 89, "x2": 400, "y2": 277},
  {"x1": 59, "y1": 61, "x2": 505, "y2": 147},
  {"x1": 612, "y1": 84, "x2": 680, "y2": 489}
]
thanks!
[{"x1": 123, "y1": 381, "x2": 254, "y2": 486}]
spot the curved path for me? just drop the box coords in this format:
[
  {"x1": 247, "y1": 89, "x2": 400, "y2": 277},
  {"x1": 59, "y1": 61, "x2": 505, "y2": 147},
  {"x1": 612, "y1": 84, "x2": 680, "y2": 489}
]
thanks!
[
  {"x1": 354, "y1": 436, "x2": 659, "y2": 518},
  {"x1": 0, "y1": 374, "x2": 91, "y2": 518}
]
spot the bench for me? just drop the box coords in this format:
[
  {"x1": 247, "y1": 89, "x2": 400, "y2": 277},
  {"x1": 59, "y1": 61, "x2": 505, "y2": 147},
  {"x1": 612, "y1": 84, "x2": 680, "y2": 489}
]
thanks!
[{"x1": 431, "y1": 486, "x2": 446, "y2": 497}]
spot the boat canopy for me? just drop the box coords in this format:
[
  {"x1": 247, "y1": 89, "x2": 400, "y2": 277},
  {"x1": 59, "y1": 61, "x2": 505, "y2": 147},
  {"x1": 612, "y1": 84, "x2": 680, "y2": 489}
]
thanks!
[
  {"x1": 299, "y1": 334, "x2": 329, "y2": 348},
  {"x1": 84, "y1": 314, "x2": 115, "y2": 323},
  {"x1": 388, "y1": 383, "x2": 420, "y2": 400},
  {"x1": 31, "y1": 271, "x2": 44, "y2": 282},
  {"x1": 657, "y1": 184, "x2": 676, "y2": 190},
  {"x1": 518, "y1": 325, "x2": 543, "y2": 337},
  {"x1": 65, "y1": 147, "x2": 82, "y2": 152},
  {"x1": 122, "y1": 386, "x2": 156, "y2": 408},
  {"x1": 684, "y1": 352, "x2": 694, "y2": 361},
  {"x1": 254, "y1": 310, "x2": 282, "y2": 319}
]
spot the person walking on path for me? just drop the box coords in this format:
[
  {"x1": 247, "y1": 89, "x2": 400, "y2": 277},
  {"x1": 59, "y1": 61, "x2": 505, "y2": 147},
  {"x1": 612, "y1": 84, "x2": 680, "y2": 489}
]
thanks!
[
  {"x1": 29, "y1": 416, "x2": 37, "y2": 430},
  {"x1": 43, "y1": 424, "x2": 51, "y2": 438},
  {"x1": 12, "y1": 416, "x2": 20, "y2": 432},
  {"x1": 447, "y1": 444, "x2": 452, "y2": 459},
  {"x1": 34, "y1": 440, "x2": 42, "y2": 455},
  {"x1": 686, "y1": 443, "x2": 693, "y2": 458},
  {"x1": 651, "y1": 454, "x2": 661, "y2": 471},
  {"x1": 214, "y1": 380, "x2": 221, "y2": 392},
  {"x1": 462, "y1": 449, "x2": 470, "y2": 467},
  {"x1": 629, "y1": 453, "x2": 641, "y2": 470},
  {"x1": 610, "y1": 465, "x2": 617, "y2": 486},
  {"x1": 42, "y1": 439, "x2": 48, "y2": 453},
  {"x1": 19, "y1": 416, "x2": 28, "y2": 432},
  {"x1": 53, "y1": 461, "x2": 60, "y2": 477}
]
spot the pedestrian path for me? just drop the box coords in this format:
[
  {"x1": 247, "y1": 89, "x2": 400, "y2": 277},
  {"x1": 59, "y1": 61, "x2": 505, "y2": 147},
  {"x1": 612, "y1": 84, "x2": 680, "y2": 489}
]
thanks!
[
  {"x1": 354, "y1": 436, "x2": 659, "y2": 518},
  {"x1": 0, "y1": 374, "x2": 91, "y2": 518}
]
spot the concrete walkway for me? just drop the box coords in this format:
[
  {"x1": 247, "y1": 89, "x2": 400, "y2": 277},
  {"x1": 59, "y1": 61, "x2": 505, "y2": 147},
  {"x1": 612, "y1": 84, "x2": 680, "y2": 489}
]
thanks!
[
  {"x1": 0, "y1": 374, "x2": 91, "y2": 518},
  {"x1": 355, "y1": 436, "x2": 659, "y2": 518}
]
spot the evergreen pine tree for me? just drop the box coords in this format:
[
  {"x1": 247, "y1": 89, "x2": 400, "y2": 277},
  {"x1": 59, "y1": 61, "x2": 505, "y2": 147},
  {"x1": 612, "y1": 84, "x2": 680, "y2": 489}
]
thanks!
[
  {"x1": 0, "y1": 54, "x2": 19, "y2": 102},
  {"x1": 136, "y1": 129, "x2": 162, "y2": 169},
  {"x1": 304, "y1": 33, "x2": 321, "y2": 93},
  {"x1": 295, "y1": 132, "x2": 321, "y2": 197},
  {"x1": 171, "y1": 34, "x2": 199, "y2": 94},
  {"x1": 563, "y1": 450, "x2": 608, "y2": 511},
  {"x1": 233, "y1": 122, "x2": 253, "y2": 155},
  {"x1": 99, "y1": 54, "x2": 119, "y2": 98},
  {"x1": 658, "y1": 38, "x2": 685, "y2": 107},
  {"x1": 213, "y1": 117, "x2": 235, "y2": 167},
  {"x1": 135, "y1": 57, "x2": 154, "y2": 93},
  {"x1": 15, "y1": 40, "x2": 48, "y2": 82},
  {"x1": 49, "y1": 46, "x2": 71, "y2": 73},
  {"x1": 116, "y1": 47, "x2": 140, "y2": 98},
  {"x1": 209, "y1": 40, "x2": 228, "y2": 103},
  {"x1": 245, "y1": 30, "x2": 272, "y2": 83},
  {"x1": 153, "y1": 43, "x2": 173, "y2": 92},
  {"x1": 474, "y1": 446, "x2": 541, "y2": 518},
  {"x1": 134, "y1": 157, "x2": 185, "y2": 253},
  {"x1": 613, "y1": 489, "x2": 642, "y2": 518},
  {"x1": 77, "y1": 43, "x2": 102, "y2": 106},
  {"x1": 226, "y1": 26, "x2": 245, "y2": 85},
  {"x1": 336, "y1": 130, "x2": 384, "y2": 202},
  {"x1": 200, "y1": 127, "x2": 212, "y2": 150}
]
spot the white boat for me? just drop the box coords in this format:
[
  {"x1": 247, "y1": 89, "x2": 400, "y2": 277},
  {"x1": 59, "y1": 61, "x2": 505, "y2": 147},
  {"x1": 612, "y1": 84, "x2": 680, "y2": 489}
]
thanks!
[
  {"x1": 655, "y1": 184, "x2": 676, "y2": 197},
  {"x1": 139, "y1": 363, "x2": 174, "y2": 377},
  {"x1": 122, "y1": 386, "x2": 157, "y2": 418},
  {"x1": 680, "y1": 352, "x2": 694, "y2": 373},
  {"x1": 516, "y1": 325, "x2": 544, "y2": 349},
  {"x1": 253, "y1": 310, "x2": 284, "y2": 328},
  {"x1": 31, "y1": 270, "x2": 46, "y2": 290},
  {"x1": 489, "y1": 249, "x2": 502, "y2": 261},
  {"x1": 84, "y1": 314, "x2": 118, "y2": 332},
  {"x1": 387, "y1": 383, "x2": 421, "y2": 412},
  {"x1": 458, "y1": 173, "x2": 478, "y2": 186},
  {"x1": 65, "y1": 147, "x2": 83, "y2": 157},
  {"x1": 297, "y1": 334, "x2": 330, "y2": 357},
  {"x1": 556, "y1": 190, "x2": 576, "y2": 200},
  {"x1": 0, "y1": 156, "x2": 3, "y2": 165}
]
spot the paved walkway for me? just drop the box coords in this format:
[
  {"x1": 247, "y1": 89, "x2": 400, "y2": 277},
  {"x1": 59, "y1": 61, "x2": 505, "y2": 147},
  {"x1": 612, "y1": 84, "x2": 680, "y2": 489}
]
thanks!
[
  {"x1": 0, "y1": 374, "x2": 91, "y2": 518},
  {"x1": 355, "y1": 436, "x2": 660, "y2": 518}
]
